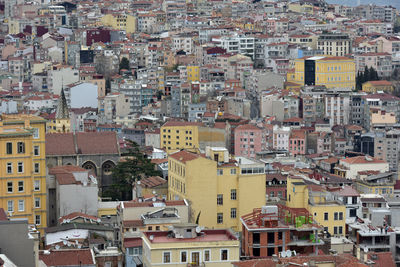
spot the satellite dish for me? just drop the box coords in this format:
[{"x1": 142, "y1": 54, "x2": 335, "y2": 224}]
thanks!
[
  {"x1": 364, "y1": 247, "x2": 369, "y2": 253},
  {"x1": 292, "y1": 250, "x2": 297, "y2": 256},
  {"x1": 55, "y1": 245, "x2": 60, "y2": 250},
  {"x1": 195, "y1": 226, "x2": 201, "y2": 233},
  {"x1": 67, "y1": 242, "x2": 71, "y2": 247},
  {"x1": 62, "y1": 240, "x2": 67, "y2": 245},
  {"x1": 281, "y1": 251, "x2": 287, "y2": 258},
  {"x1": 286, "y1": 250, "x2": 292, "y2": 257},
  {"x1": 78, "y1": 244, "x2": 82, "y2": 249}
]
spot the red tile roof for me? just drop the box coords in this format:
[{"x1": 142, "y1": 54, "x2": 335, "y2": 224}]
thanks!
[
  {"x1": 139, "y1": 176, "x2": 167, "y2": 188},
  {"x1": 39, "y1": 249, "x2": 95, "y2": 266},
  {"x1": 123, "y1": 220, "x2": 144, "y2": 227},
  {"x1": 162, "y1": 121, "x2": 203, "y2": 127},
  {"x1": 367, "y1": 80, "x2": 393, "y2": 86},
  {"x1": 124, "y1": 238, "x2": 142, "y2": 248},
  {"x1": 340, "y1": 156, "x2": 385, "y2": 164},
  {"x1": 367, "y1": 252, "x2": 396, "y2": 267},
  {"x1": 169, "y1": 150, "x2": 201, "y2": 163},
  {"x1": 48, "y1": 166, "x2": 88, "y2": 185},
  {"x1": 46, "y1": 132, "x2": 119, "y2": 155}
]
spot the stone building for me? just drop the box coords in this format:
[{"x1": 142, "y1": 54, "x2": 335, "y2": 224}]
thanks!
[{"x1": 45, "y1": 132, "x2": 120, "y2": 193}]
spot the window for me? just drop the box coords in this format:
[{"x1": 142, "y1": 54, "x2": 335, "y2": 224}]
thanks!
[
  {"x1": 221, "y1": 249, "x2": 228, "y2": 261},
  {"x1": 324, "y1": 212, "x2": 329, "y2": 221},
  {"x1": 34, "y1": 197, "x2": 40, "y2": 208},
  {"x1": 231, "y1": 208, "x2": 237, "y2": 218},
  {"x1": 17, "y1": 162, "x2": 24, "y2": 173},
  {"x1": 204, "y1": 250, "x2": 210, "y2": 261},
  {"x1": 217, "y1": 194, "x2": 223, "y2": 205},
  {"x1": 6, "y1": 163, "x2": 12, "y2": 174},
  {"x1": 339, "y1": 226, "x2": 343, "y2": 235},
  {"x1": 34, "y1": 146, "x2": 39, "y2": 156},
  {"x1": 217, "y1": 213, "x2": 223, "y2": 224},
  {"x1": 350, "y1": 209, "x2": 357, "y2": 217},
  {"x1": 18, "y1": 181, "x2": 24, "y2": 192},
  {"x1": 231, "y1": 189, "x2": 237, "y2": 200},
  {"x1": 34, "y1": 163, "x2": 40, "y2": 173},
  {"x1": 334, "y1": 226, "x2": 338, "y2": 235},
  {"x1": 33, "y1": 128, "x2": 39, "y2": 139},
  {"x1": 7, "y1": 182, "x2": 12, "y2": 193},
  {"x1": 7, "y1": 200, "x2": 13, "y2": 212},
  {"x1": 18, "y1": 200, "x2": 24, "y2": 211},
  {"x1": 35, "y1": 215, "x2": 41, "y2": 225},
  {"x1": 34, "y1": 180, "x2": 40, "y2": 191},
  {"x1": 230, "y1": 168, "x2": 236, "y2": 175},
  {"x1": 181, "y1": 251, "x2": 187, "y2": 263},
  {"x1": 6, "y1": 142, "x2": 12, "y2": 154},
  {"x1": 156, "y1": 226, "x2": 160, "y2": 231},
  {"x1": 339, "y1": 212, "x2": 343, "y2": 220},
  {"x1": 163, "y1": 252, "x2": 171, "y2": 263},
  {"x1": 217, "y1": 169, "x2": 223, "y2": 176},
  {"x1": 148, "y1": 226, "x2": 152, "y2": 230},
  {"x1": 334, "y1": 212, "x2": 338, "y2": 220},
  {"x1": 17, "y1": 142, "x2": 25, "y2": 154}
]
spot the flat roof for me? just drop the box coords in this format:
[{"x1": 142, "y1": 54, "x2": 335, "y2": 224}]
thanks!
[{"x1": 144, "y1": 229, "x2": 237, "y2": 243}]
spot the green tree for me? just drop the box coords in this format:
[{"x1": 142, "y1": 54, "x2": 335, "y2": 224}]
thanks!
[
  {"x1": 103, "y1": 140, "x2": 162, "y2": 200},
  {"x1": 119, "y1": 57, "x2": 130, "y2": 71}
]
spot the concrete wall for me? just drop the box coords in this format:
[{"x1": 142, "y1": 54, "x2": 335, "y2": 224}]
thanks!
[
  {"x1": 58, "y1": 183, "x2": 98, "y2": 218},
  {"x1": 0, "y1": 220, "x2": 35, "y2": 267}
]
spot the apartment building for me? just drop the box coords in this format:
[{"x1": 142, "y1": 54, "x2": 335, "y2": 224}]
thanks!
[
  {"x1": 168, "y1": 147, "x2": 266, "y2": 231},
  {"x1": 142, "y1": 224, "x2": 239, "y2": 267},
  {"x1": 241, "y1": 205, "x2": 323, "y2": 257},
  {"x1": 317, "y1": 33, "x2": 351, "y2": 57},
  {"x1": 234, "y1": 124, "x2": 262, "y2": 159},
  {"x1": 355, "y1": 52, "x2": 392, "y2": 79},
  {"x1": 287, "y1": 176, "x2": 347, "y2": 237},
  {"x1": 288, "y1": 55, "x2": 356, "y2": 90},
  {"x1": 160, "y1": 121, "x2": 226, "y2": 153},
  {"x1": 0, "y1": 114, "x2": 47, "y2": 234}
]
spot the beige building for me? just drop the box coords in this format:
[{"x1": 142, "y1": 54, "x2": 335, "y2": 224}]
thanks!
[
  {"x1": 334, "y1": 156, "x2": 389, "y2": 179},
  {"x1": 317, "y1": 33, "x2": 351, "y2": 56},
  {"x1": 98, "y1": 93, "x2": 130, "y2": 123},
  {"x1": 142, "y1": 224, "x2": 240, "y2": 267}
]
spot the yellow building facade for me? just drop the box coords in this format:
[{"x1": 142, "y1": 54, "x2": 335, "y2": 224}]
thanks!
[
  {"x1": 286, "y1": 176, "x2": 346, "y2": 236},
  {"x1": 161, "y1": 122, "x2": 200, "y2": 153},
  {"x1": 168, "y1": 148, "x2": 266, "y2": 231},
  {"x1": 288, "y1": 56, "x2": 356, "y2": 90},
  {"x1": 100, "y1": 14, "x2": 137, "y2": 33},
  {"x1": 0, "y1": 115, "x2": 47, "y2": 234},
  {"x1": 187, "y1": 66, "x2": 200, "y2": 82},
  {"x1": 362, "y1": 80, "x2": 394, "y2": 93}
]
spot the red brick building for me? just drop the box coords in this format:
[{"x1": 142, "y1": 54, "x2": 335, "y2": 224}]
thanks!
[{"x1": 241, "y1": 205, "x2": 323, "y2": 258}]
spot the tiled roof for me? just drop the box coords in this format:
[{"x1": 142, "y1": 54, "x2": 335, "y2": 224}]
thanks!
[
  {"x1": 139, "y1": 176, "x2": 167, "y2": 188},
  {"x1": 367, "y1": 80, "x2": 392, "y2": 86},
  {"x1": 162, "y1": 121, "x2": 203, "y2": 127},
  {"x1": 340, "y1": 156, "x2": 385, "y2": 164},
  {"x1": 123, "y1": 220, "x2": 144, "y2": 227},
  {"x1": 39, "y1": 249, "x2": 95, "y2": 266},
  {"x1": 46, "y1": 132, "x2": 119, "y2": 155},
  {"x1": 169, "y1": 150, "x2": 200, "y2": 163},
  {"x1": 48, "y1": 165, "x2": 88, "y2": 185},
  {"x1": 124, "y1": 238, "x2": 142, "y2": 248},
  {"x1": 367, "y1": 252, "x2": 396, "y2": 267}
]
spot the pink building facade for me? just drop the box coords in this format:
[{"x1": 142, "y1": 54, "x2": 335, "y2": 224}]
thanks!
[{"x1": 234, "y1": 124, "x2": 262, "y2": 159}]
